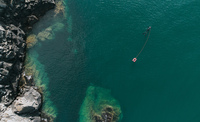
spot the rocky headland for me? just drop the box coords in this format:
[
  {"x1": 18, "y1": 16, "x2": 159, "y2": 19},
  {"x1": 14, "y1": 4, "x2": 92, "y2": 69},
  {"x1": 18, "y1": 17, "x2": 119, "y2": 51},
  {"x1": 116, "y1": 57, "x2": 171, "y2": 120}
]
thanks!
[{"x1": 0, "y1": 0, "x2": 55, "y2": 121}]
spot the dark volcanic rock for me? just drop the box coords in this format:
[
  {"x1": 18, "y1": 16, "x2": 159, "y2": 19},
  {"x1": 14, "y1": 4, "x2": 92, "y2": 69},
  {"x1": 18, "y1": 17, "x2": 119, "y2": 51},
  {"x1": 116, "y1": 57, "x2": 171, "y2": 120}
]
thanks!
[
  {"x1": 0, "y1": 0, "x2": 7, "y2": 14},
  {"x1": 0, "y1": 0, "x2": 55, "y2": 32},
  {"x1": 0, "y1": 24, "x2": 26, "y2": 105},
  {"x1": 93, "y1": 106, "x2": 120, "y2": 122},
  {"x1": 0, "y1": 0, "x2": 55, "y2": 121}
]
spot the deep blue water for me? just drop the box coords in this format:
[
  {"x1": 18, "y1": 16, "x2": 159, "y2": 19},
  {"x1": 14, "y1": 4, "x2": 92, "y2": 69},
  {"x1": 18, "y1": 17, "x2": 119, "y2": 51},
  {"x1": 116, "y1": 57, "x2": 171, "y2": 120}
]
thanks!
[{"x1": 28, "y1": 0, "x2": 200, "y2": 121}]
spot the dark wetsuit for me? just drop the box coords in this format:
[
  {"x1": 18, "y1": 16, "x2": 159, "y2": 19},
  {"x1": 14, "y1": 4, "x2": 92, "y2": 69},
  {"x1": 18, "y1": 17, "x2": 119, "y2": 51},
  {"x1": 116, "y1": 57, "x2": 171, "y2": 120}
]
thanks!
[{"x1": 143, "y1": 26, "x2": 151, "y2": 36}]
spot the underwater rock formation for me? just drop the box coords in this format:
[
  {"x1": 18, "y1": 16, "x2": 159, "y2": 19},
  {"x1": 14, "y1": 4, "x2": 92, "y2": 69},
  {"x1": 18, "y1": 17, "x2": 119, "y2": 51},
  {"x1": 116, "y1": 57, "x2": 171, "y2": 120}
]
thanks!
[
  {"x1": 0, "y1": 0, "x2": 55, "y2": 121},
  {"x1": 26, "y1": 34, "x2": 38, "y2": 48},
  {"x1": 54, "y1": 0, "x2": 66, "y2": 17},
  {"x1": 23, "y1": 52, "x2": 58, "y2": 119},
  {"x1": 36, "y1": 22, "x2": 64, "y2": 41},
  {"x1": 93, "y1": 106, "x2": 120, "y2": 122},
  {"x1": 26, "y1": 22, "x2": 65, "y2": 49},
  {"x1": 37, "y1": 27, "x2": 54, "y2": 41},
  {"x1": 79, "y1": 86, "x2": 123, "y2": 122}
]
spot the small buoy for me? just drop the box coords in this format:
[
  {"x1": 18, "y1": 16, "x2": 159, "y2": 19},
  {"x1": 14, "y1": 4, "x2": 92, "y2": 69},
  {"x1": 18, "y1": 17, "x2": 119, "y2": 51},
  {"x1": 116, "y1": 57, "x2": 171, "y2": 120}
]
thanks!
[{"x1": 132, "y1": 58, "x2": 137, "y2": 62}]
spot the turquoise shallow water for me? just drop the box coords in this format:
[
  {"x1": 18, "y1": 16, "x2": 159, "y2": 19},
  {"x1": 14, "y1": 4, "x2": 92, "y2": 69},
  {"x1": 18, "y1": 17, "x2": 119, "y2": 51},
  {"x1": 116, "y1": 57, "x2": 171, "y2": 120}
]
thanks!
[{"x1": 29, "y1": 0, "x2": 200, "y2": 121}]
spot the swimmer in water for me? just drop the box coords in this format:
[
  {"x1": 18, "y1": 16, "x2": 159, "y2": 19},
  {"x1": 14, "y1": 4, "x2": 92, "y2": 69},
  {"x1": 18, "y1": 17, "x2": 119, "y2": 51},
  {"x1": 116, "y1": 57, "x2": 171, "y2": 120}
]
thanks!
[{"x1": 143, "y1": 26, "x2": 151, "y2": 36}]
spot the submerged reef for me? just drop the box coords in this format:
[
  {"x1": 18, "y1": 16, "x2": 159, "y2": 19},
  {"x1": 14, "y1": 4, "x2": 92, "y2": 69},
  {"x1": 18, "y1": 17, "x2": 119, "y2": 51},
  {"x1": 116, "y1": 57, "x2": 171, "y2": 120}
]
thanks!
[
  {"x1": 37, "y1": 22, "x2": 64, "y2": 41},
  {"x1": 54, "y1": 0, "x2": 66, "y2": 17},
  {"x1": 79, "y1": 86, "x2": 123, "y2": 122},
  {"x1": 26, "y1": 22, "x2": 64, "y2": 49},
  {"x1": 26, "y1": 34, "x2": 38, "y2": 48},
  {"x1": 0, "y1": 0, "x2": 55, "y2": 121},
  {"x1": 23, "y1": 51, "x2": 57, "y2": 120}
]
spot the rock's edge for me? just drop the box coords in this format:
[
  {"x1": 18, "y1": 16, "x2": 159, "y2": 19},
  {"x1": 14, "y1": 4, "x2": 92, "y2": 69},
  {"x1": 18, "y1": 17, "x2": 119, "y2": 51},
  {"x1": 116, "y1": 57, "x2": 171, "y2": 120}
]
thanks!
[{"x1": 0, "y1": 0, "x2": 55, "y2": 121}]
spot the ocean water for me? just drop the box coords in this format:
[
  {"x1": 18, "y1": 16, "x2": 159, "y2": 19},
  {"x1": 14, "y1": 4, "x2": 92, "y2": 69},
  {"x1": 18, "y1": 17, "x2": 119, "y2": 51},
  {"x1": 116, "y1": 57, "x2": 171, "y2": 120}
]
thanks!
[{"x1": 27, "y1": 0, "x2": 200, "y2": 122}]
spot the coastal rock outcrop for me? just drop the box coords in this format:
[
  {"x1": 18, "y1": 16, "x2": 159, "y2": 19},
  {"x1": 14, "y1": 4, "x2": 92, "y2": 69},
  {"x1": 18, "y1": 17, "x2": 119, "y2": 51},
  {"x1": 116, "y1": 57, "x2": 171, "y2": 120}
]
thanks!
[
  {"x1": 0, "y1": 87, "x2": 41, "y2": 122},
  {"x1": 0, "y1": 104, "x2": 41, "y2": 122},
  {"x1": 0, "y1": 24, "x2": 26, "y2": 105},
  {"x1": 12, "y1": 87, "x2": 41, "y2": 114},
  {"x1": 0, "y1": 0, "x2": 55, "y2": 121},
  {"x1": 0, "y1": 0, "x2": 6, "y2": 14},
  {"x1": 0, "y1": 0, "x2": 55, "y2": 32}
]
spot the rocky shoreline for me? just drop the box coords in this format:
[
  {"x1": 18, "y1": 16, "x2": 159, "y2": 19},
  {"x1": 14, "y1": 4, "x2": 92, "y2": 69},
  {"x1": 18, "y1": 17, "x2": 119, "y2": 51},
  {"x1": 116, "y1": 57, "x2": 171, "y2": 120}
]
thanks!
[{"x1": 0, "y1": 0, "x2": 55, "y2": 121}]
